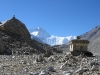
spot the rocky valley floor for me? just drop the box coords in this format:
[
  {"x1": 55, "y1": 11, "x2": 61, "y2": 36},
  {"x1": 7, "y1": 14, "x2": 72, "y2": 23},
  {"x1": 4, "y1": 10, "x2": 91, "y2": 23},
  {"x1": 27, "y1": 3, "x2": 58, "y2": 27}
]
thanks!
[{"x1": 0, "y1": 53, "x2": 100, "y2": 75}]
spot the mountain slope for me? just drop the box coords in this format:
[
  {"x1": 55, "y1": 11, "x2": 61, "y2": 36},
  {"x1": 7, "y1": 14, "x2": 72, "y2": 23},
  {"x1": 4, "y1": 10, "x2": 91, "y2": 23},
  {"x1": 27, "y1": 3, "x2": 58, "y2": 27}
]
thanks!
[
  {"x1": 81, "y1": 25, "x2": 100, "y2": 55},
  {"x1": 81, "y1": 26, "x2": 100, "y2": 41},
  {"x1": 0, "y1": 17, "x2": 57, "y2": 54},
  {"x1": 30, "y1": 27, "x2": 76, "y2": 46}
]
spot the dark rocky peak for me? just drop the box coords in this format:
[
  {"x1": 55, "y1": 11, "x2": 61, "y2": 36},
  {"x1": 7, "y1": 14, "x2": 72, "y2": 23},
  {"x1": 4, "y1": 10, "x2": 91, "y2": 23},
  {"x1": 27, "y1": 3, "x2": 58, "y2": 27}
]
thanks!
[{"x1": 0, "y1": 16, "x2": 30, "y2": 39}]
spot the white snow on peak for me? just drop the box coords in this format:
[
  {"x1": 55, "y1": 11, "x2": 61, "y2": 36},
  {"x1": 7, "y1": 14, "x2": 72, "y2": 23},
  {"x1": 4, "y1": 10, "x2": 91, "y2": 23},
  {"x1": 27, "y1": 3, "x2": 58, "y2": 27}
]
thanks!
[
  {"x1": 66, "y1": 35, "x2": 76, "y2": 41},
  {"x1": 31, "y1": 31, "x2": 39, "y2": 36},
  {"x1": 30, "y1": 27, "x2": 76, "y2": 46},
  {"x1": 30, "y1": 27, "x2": 51, "y2": 39}
]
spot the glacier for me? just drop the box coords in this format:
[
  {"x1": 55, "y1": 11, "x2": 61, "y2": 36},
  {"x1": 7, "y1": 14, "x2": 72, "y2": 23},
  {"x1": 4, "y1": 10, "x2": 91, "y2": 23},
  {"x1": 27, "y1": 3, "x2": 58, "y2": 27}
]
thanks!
[{"x1": 29, "y1": 27, "x2": 76, "y2": 46}]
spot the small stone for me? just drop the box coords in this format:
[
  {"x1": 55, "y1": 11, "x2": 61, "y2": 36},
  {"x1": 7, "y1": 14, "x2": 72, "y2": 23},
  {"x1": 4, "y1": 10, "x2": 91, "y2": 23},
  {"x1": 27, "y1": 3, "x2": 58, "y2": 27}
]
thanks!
[
  {"x1": 91, "y1": 65, "x2": 99, "y2": 71},
  {"x1": 47, "y1": 56, "x2": 55, "y2": 61},
  {"x1": 75, "y1": 67, "x2": 84, "y2": 73},
  {"x1": 60, "y1": 64, "x2": 67, "y2": 70},
  {"x1": 29, "y1": 72, "x2": 39, "y2": 75},
  {"x1": 12, "y1": 56, "x2": 15, "y2": 58},
  {"x1": 62, "y1": 71, "x2": 72, "y2": 75},
  {"x1": 46, "y1": 66, "x2": 55, "y2": 72},
  {"x1": 39, "y1": 70, "x2": 48, "y2": 75},
  {"x1": 27, "y1": 62, "x2": 30, "y2": 66},
  {"x1": 24, "y1": 68, "x2": 29, "y2": 72}
]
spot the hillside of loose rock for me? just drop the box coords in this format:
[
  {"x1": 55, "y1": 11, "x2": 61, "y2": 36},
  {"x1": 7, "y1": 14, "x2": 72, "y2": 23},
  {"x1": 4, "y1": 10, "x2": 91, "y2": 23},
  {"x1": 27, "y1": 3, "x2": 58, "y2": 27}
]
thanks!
[{"x1": 0, "y1": 16, "x2": 57, "y2": 55}]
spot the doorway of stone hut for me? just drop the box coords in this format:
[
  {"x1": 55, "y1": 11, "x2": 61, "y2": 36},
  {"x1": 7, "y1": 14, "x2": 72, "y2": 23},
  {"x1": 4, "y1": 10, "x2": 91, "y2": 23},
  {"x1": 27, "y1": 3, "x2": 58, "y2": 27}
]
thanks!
[{"x1": 80, "y1": 46, "x2": 83, "y2": 50}]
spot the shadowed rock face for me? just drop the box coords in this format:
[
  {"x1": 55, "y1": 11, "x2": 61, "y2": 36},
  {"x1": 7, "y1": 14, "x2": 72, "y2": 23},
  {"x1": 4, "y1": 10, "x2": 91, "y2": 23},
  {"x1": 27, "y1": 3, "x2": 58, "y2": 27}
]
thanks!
[{"x1": 0, "y1": 39, "x2": 5, "y2": 54}]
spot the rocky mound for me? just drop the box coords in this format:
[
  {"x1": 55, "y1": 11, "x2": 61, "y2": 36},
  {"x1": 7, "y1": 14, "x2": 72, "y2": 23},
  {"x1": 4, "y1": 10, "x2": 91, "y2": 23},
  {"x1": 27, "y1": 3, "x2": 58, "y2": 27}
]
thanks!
[{"x1": 0, "y1": 16, "x2": 57, "y2": 55}]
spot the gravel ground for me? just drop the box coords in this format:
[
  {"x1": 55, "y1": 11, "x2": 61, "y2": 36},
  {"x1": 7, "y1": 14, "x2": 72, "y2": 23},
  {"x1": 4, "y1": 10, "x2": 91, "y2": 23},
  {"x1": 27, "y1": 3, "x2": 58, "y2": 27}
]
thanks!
[{"x1": 0, "y1": 53, "x2": 100, "y2": 75}]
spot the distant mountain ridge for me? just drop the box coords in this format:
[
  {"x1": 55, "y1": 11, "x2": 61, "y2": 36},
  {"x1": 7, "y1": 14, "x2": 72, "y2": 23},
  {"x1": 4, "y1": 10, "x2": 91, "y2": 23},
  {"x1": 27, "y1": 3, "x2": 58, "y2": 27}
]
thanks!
[
  {"x1": 81, "y1": 25, "x2": 100, "y2": 55},
  {"x1": 29, "y1": 27, "x2": 76, "y2": 46},
  {"x1": 81, "y1": 25, "x2": 100, "y2": 41}
]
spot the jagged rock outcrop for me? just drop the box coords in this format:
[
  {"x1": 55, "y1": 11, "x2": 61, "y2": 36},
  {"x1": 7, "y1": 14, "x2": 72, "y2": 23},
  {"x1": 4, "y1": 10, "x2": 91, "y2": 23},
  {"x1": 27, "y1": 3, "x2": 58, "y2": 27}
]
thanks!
[
  {"x1": 0, "y1": 16, "x2": 57, "y2": 55},
  {"x1": 0, "y1": 16, "x2": 30, "y2": 39}
]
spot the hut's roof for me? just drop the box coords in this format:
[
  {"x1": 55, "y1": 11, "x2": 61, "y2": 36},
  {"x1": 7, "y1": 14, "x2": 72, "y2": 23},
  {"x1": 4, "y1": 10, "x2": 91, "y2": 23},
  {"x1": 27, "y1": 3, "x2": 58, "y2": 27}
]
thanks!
[{"x1": 69, "y1": 39, "x2": 89, "y2": 44}]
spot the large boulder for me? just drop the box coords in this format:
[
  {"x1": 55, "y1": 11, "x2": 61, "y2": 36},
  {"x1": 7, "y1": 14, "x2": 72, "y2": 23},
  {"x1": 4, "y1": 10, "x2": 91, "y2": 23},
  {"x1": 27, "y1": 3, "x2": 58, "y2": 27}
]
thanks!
[{"x1": 0, "y1": 16, "x2": 30, "y2": 39}]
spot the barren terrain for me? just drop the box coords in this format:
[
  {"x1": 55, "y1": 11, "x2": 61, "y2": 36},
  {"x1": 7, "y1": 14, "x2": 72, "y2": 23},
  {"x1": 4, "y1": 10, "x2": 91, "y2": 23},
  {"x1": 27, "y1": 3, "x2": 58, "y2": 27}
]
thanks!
[{"x1": 0, "y1": 53, "x2": 100, "y2": 75}]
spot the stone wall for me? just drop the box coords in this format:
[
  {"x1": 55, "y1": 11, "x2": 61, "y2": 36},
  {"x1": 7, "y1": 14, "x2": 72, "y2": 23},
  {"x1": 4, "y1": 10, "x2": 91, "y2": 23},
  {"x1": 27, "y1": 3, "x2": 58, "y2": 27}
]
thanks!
[{"x1": 70, "y1": 43, "x2": 88, "y2": 51}]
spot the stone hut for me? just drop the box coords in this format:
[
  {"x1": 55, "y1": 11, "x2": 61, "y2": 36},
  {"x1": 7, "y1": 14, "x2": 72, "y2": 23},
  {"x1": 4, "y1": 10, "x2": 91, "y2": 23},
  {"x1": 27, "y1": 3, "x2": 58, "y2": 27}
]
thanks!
[
  {"x1": 69, "y1": 36, "x2": 93, "y2": 56},
  {"x1": 69, "y1": 36, "x2": 89, "y2": 52}
]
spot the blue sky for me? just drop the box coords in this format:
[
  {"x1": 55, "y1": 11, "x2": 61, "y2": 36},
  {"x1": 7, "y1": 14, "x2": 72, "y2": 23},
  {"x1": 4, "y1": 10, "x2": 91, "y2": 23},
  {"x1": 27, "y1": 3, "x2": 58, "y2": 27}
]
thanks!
[{"x1": 0, "y1": 0, "x2": 100, "y2": 36}]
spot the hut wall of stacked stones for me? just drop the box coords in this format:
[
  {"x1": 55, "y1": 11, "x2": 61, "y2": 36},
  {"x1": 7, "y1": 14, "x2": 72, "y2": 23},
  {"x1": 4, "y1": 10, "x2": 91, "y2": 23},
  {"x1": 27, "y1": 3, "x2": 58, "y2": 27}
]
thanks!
[{"x1": 69, "y1": 36, "x2": 89, "y2": 52}]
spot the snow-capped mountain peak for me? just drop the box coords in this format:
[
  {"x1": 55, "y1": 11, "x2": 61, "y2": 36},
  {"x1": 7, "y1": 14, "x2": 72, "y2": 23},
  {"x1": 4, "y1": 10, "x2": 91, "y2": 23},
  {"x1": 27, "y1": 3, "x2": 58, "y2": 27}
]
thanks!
[
  {"x1": 66, "y1": 35, "x2": 76, "y2": 41},
  {"x1": 30, "y1": 27, "x2": 51, "y2": 38},
  {"x1": 30, "y1": 27, "x2": 76, "y2": 46}
]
